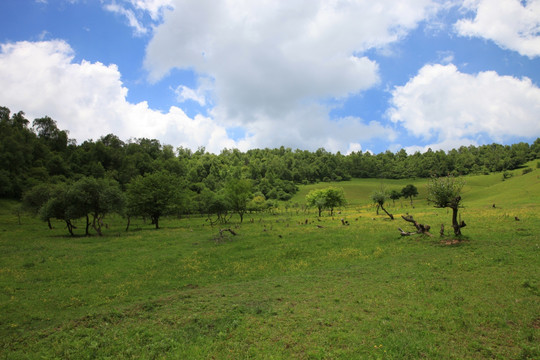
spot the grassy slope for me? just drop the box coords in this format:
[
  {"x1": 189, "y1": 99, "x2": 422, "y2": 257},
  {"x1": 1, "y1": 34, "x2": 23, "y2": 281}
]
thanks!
[{"x1": 0, "y1": 165, "x2": 538, "y2": 359}]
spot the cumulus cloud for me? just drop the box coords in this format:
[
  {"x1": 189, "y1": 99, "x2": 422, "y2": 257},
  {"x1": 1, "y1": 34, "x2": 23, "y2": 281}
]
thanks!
[
  {"x1": 455, "y1": 0, "x2": 540, "y2": 58},
  {"x1": 143, "y1": 0, "x2": 439, "y2": 150},
  {"x1": 0, "y1": 40, "x2": 235, "y2": 152},
  {"x1": 388, "y1": 63, "x2": 540, "y2": 150}
]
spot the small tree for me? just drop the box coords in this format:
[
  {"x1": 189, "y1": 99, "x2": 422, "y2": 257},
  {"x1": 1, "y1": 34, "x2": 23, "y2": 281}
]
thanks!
[
  {"x1": 126, "y1": 171, "x2": 184, "y2": 229},
  {"x1": 427, "y1": 176, "x2": 465, "y2": 236},
  {"x1": 306, "y1": 187, "x2": 346, "y2": 217},
  {"x1": 389, "y1": 190, "x2": 401, "y2": 206},
  {"x1": 401, "y1": 184, "x2": 418, "y2": 206},
  {"x1": 306, "y1": 189, "x2": 327, "y2": 217},
  {"x1": 225, "y1": 178, "x2": 253, "y2": 223},
  {"x1": 67, "y1": 177, "x2": 124, "y2": 236},
  {"x1": 39, "y1": 184, "x2": 77, "y2": 236},
  {"x1": 370, "y1": 189, "x2": 394, "y2": 220},
  {"x1": 22, "y1": 183, "x2": 54, "y2": 229},
  {"x1": 324, "y1": 187, "x2": 346, "y2": 216}
]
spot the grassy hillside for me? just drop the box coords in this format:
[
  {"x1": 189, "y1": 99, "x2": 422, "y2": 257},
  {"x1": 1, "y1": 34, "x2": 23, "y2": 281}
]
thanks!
[{"x1": 1, "y1": 166, "x2": 539, "y2": 359}]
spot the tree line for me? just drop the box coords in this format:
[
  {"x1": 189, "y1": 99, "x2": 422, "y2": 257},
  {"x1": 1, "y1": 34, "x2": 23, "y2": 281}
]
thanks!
[
  {"x1": 2, "y1": 106, "x2": 539, "y2": 234},
  {"x1": 2, "y1": 106, "x2": 539, "y2": 201}
]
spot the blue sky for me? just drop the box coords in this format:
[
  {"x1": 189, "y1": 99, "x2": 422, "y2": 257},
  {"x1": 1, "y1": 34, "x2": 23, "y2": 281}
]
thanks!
[{"x1": 1, "y1": 0, "x2": 539, "y2": 154}]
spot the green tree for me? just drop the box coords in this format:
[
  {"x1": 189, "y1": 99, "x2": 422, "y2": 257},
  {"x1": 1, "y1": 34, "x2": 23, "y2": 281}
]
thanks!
[
  {"x1": 370, "y1": 189, "x2": 394, "y2": 220},
  {"x1": 38, "y1": 184, "x2": 77, "y2": 236},
  {"x1": 33, "y1": 116, "x2": 68, "y2": 152},
  {"x1": 22, "y1": 183, "x2": 55, "y2": 229},
  {"x1": 225, "y1": 179, "x2": 253, "y2": 223},
  {"x1": 389, "y1": 189, "x2": 401, "y2": 206},
  {"x1": 306, "y1": 187, "x2": 346, "y2": 217},
  {"x1": 126, "y1": 171, "x2": 184, "y2": 229},
  {"x1": 401, "y1": 184, "x2": 419, "y2": 206},
  {"x1": 67, "y1": 177, "x2": 124, "y2": 236},
  {"x1": 427, "y1": 176, "x2": 466, "y2": 236}
]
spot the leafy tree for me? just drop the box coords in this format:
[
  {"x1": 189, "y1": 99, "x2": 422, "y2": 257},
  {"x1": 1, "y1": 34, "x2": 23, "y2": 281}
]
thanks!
[
  {"x1": 370, "y1": 189, "x2": 394, "y2": 220},
  {"x1": 225, "y1": 179, "x2": 253, "y2": 223},
  {"x1": 401, "y1": 184, "x2": 419, "y2": 206},
  {"x1": 67, "y1": 177, "x2": 124, "y2": 236},
  {"x1": 39, "y1": 184, "x2": 77, "y2": 236},
  {"x1": 427, "y1": 176, "x2": 465, "y2": 236},
  {"x1": 389, "y1": 189, "x2": 401, "y2": 205},
  {"x1": 306, "y1": 187, "x2": 346, "y2": 217},
  {"x1": 33, "y1": 116, "x2": 68, "y2": 152},
  {"x1": 22, "y1": 183, "x2": 55, "y2": 229},
  {"x1": 247, "y1": 194, "x2": 267, "y2": 213},
  {"x1": 126, "y1": 171, "x2": 184, "y2": 229}
]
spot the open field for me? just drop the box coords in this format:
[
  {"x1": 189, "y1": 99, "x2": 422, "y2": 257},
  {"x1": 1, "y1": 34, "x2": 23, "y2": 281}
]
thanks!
[{"x1": 1, "y1": 165, "x2": 539, "y2": 359}]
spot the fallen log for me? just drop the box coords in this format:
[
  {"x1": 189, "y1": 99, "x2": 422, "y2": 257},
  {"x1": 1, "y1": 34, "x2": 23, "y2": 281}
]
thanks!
[
  {"x1": 399, "y1": 215, "x2": 433, "y2": 236},
  {"x1": 220, "y1": 228, "x2": 237, "y2": 236}
]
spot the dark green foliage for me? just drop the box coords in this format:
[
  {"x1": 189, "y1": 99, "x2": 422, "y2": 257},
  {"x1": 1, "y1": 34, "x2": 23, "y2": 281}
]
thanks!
[
  {"x1": 67, "y1": 177, "x2": 124, "y2": 236},
  {"x1": 389, "y1": 189, "x2": 401, "y2": 205},
  {"x1": 401, "y1": 184, "x2": 419, "y2": 206},
  {"x1": 126, "y1": 171, "x2": 185, "y2": 229},
  {"x1": 0, "y1": 104, "x2": 538, "y2": 204}
]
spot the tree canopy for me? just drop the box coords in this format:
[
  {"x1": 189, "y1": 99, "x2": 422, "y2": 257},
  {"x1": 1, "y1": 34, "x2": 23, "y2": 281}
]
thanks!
[
  {"x1": 427, "y1": 176, "x2": 466, "y2": 236},
  {"x1": 306, "y1": 187, "x2": 346, "y2": 217},
  {"x1": 126, "y1": 171, "x2": 185, "y2": 229},
  {"x1": 401, "y1": 184, "x2": 419, "y2": 206}
]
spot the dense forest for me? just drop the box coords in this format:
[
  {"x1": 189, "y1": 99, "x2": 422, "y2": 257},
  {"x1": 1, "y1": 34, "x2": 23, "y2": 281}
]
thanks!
[{"x1": 1, "y1": 106, "x2": 539, "y2": 228}]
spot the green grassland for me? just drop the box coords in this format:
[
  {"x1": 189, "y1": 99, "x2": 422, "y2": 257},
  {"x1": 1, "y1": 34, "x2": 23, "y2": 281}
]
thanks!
[{"x1": 1, "y1": 164, "x2": 539, "y2": 359}]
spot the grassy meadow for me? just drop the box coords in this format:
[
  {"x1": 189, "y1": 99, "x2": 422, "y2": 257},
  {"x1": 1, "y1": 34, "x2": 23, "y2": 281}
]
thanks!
[{"x1": 1, "y1": 164, "x2": 539, "y2": 359}]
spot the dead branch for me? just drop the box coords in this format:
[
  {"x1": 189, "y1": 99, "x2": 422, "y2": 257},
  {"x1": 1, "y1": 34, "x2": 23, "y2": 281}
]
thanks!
[
  {"x1": 398, "y1": 227, "x2": 416, "y2": 236},
  {"x1": 219, "y1": 228, "x2": 237, "y2": 237},
  {"x1": 399, "y1": 215, "x2": 433, "y2": 236}
]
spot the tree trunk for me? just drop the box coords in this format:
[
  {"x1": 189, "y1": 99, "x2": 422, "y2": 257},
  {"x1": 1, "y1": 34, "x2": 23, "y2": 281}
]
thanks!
[
  {"x1": 92, "y1": 214, "x2": 103, "y2": 236},
  {"x1": 154, "y1": 216, "x2": 159, "y2": 229},
  {"x1": 85, "y1": 214, "x2": 90, "y2": 236},
  {"x1": 452, "y1": 206, "x2": 461, "y2": 236},
  {"x1": 47, "y1": 218, "x2": 53, "y2": 229},
  {"x1": 125, "y1": 216, "x2": 131, "y2": 232},
  {"x1": 66, "y1": 220, "x2": 74, "y2": 236},
  {"x1": 380, "y1": 204, "x2": 394, "y2": 220}
]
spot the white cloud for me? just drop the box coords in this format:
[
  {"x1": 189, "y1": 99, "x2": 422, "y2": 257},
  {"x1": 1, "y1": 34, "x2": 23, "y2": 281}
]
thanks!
[
  {"x1": 103, "y1": 0, "x2": 174, "y2": 36},
  {"x1": 172, "y1": 77, "x2": 212, "y2": 106},
  {"x1": 104, "y1": 2, "x2": 148, "y2": 36},
  {"x1": 455, "y1": 0, "x2": 540, "y2": 58},
  {"x1": 173, "y1": 85, "x2": 206, "y2": 106},
  {"x1": 388, "y1": 63, "x2": 540, "y2": 150},
  {"x1": 144, "y1": 0, "x2": 440, "y2": 151},
  {"x1": 0, "y1": 40, "x2": 234, "y2": 153},
  {"x1": 128, "y1": 0, "x2": 174, "y2": 20}
]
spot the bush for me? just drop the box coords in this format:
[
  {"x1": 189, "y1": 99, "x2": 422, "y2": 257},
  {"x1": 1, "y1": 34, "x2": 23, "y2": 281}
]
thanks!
[{"x1": 522, "y1": 167, "x2": 533, "y2": 175}]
